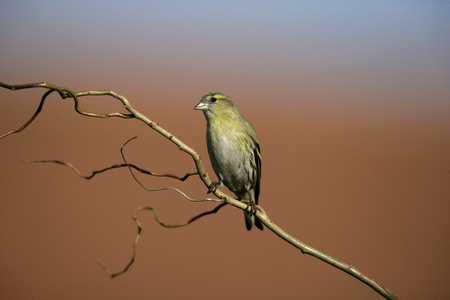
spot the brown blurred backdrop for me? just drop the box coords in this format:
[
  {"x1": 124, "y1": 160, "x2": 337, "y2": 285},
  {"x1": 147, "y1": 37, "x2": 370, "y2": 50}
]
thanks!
[{"x1": 1, "y1": 1, "x2": 449, "y2": 299}]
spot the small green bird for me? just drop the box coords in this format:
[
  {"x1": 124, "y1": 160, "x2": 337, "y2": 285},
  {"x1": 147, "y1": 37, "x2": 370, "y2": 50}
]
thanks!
[{"x1": 194, "y1": 92, "x2": 263, "y2": 230}]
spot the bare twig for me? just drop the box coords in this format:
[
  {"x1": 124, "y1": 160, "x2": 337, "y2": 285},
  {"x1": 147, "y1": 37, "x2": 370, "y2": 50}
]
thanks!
[
  {"x1": 97, "y1": 203, "x2": 227, "y2": 278},
  {"x1": 0, "y1": 81, "x2": 399, "y2": 300},
  {"x1": 119, "y1": 136, "x2": 221, "y2": 203},
  {"x1": 21, "y1": 159, "x2": 198, "y2": 181},
  {"x1": 0, "y1": 82, "x2": 133, "y2": 139}
]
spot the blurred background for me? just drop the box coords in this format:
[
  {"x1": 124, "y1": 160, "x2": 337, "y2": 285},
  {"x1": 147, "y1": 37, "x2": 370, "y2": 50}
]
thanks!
[{"x1": 1, "y1": 1, "x2": 449, "y2": 299}]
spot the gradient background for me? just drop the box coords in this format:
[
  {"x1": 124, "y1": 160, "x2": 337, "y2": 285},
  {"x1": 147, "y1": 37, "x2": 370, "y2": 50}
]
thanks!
[{"x1": 1, "y1": 1, "x2": 449, "y2": 299}]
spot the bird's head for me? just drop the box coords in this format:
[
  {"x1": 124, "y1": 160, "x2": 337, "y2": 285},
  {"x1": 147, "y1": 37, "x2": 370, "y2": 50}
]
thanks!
[{"x1": 194, "y1": 92, "x2": 241, "y2": 120}]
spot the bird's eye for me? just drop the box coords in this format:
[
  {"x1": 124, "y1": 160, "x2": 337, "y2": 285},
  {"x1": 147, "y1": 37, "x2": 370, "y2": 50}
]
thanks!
[{"x1": 211, "y1": 97, "x2": 217, "y2": 102}]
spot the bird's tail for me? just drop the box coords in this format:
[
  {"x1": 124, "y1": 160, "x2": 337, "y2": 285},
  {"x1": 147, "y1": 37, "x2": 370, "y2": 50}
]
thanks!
[{"x1": 244, "y1": 211, "x2": 264, "y2": 231}]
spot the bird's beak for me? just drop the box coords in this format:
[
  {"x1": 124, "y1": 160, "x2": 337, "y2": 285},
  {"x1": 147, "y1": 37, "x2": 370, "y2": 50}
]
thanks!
[{"x1": 194, "y1": 101, "x2": 209, "y2": 111}]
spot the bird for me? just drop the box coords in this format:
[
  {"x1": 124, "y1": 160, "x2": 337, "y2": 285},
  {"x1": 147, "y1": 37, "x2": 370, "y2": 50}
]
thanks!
[{"x1": 194, "y1": 92, "x2": 263, "y2": 230}]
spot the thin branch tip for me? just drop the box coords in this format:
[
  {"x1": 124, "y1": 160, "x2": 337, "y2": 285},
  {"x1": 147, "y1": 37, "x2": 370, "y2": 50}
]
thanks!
[{"x1": 96, "y1": 259, "x2": 113, "y2": 279}]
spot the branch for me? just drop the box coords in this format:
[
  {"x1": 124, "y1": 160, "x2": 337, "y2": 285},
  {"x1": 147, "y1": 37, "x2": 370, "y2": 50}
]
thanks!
[
  {"x1": 97, "y1": 203, "x2": 227, "y2": 278},
  {"x1": 22, "y1": 140, "x2": 226, "y2": 277},
  {"x1": 119, "y1": 136, "x2": 221, "y2": 202},
  {"x1": 21, "y1": 159, "x2": 198, "y2": 181},
  {"x1": 0, "y1": 81, "x2": 399, "y2": 300}
]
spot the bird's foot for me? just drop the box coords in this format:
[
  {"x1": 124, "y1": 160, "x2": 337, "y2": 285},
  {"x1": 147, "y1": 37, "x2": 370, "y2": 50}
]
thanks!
[
  {"x1": 242, "y1": 199, "x2": 257, "y2": 216},
  {"x1": 207, "y1": 181, "x2": 220, "y2": 194}
]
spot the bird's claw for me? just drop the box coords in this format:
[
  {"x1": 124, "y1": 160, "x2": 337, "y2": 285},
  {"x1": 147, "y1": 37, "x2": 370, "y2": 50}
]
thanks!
[
  {"x1": 243, "y1": 200, "x2": 257, "y2": 216},
  {"x1": 207, "y1": 181, "x2": 220, "y2": 194}
]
